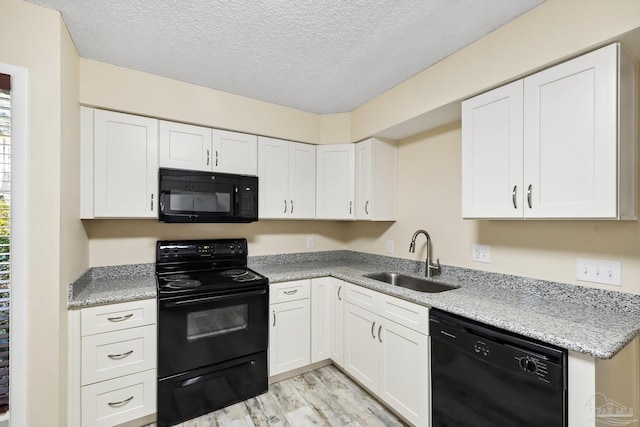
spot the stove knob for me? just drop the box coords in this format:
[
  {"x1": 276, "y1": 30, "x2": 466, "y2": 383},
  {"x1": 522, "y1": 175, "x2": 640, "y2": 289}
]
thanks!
[{"x1": 519, "y1": 357, "x2": 537, "y2": 373}]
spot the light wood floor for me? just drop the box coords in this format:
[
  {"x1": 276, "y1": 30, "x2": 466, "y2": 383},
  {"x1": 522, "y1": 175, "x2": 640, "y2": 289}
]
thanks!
[{"x1": 153, "y1": 365, "x2": 408, "y2": 427}]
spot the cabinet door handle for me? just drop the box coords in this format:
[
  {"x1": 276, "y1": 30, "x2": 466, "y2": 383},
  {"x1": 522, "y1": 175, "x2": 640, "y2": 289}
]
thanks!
[
  {"x1": 512, "y1": 185, "x2": 517, "y2": 209},
  {"x1": 527, "y1": 184, "x2": 532, "y2": 209},
  {"x1": 283, "y1": 289, "x2": 298, "y2": 295},
  {"x1": 107, "y1": 313, "x2": 133, "y2": 322},
  {"x1": 290, "y1": 200, "x2": 294, "y2": 214},
  {"x1": 337, "y1": 286, "x2": 342, "y2": 301},
  {"x1": 365, "y1": 200, "x2": 369, "y2": 215},
  {"x1": 272, "y1": 310, "x2": 276, "y2": 327},
  {"x1": 349, "y1": 201, "x2": 353, "y2": 215},
  {"x1": 150, "y1": 194, "x2": 154, "y2": 211},
  {"x1": 206, "y1": 149, "x2": 210, "y2": 166},
  {"x1": 215, "y1": 150, "x2": 219, "y2": 167},
  {"x1": 108, "y1": 396, "x2": 134, "y2": 408},
  {"x1": 378, "y1": 325, "x2": 382, "y2": 342},
  {"x1": 371, "y1": 321, "x2": 376, "y2": 339},
  {"x1": 284, "y1": 200, "x2": 287, "y2": 214},
  {"x1": 108, "y1": 350, "x2": 134, "y2": 360}
]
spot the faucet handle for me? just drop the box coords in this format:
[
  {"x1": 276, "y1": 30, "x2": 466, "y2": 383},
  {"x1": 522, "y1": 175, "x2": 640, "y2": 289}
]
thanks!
[{"x1": 430, "y1": 258, "x2": 441, "y2": 274}]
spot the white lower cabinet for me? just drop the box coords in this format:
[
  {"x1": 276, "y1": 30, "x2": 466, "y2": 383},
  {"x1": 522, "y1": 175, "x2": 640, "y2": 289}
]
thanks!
[
  {"x1": 269, "y1": 280, "x2": 311, "y2": 376},
  {"x1": 311, "y1": 277, "x2": 345, "y2": 366},
  {"x1": 70, "y1": 298, "x2": 157, "y2": 427},
  {"x1": 344, "y1": 283, "x2": 430, "y2": 426}
]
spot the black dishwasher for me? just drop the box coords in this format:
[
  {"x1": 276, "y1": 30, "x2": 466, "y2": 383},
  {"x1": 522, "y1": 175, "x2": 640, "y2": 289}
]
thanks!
[{"x1": 430, "y1": 309, "x2": 567, "y2": 427}]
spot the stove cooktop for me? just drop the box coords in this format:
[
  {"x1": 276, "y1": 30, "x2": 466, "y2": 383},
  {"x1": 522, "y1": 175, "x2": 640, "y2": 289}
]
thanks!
[
  {"x1": 156, "y1": 239, "x2": 269, "y2": 297},
  {"x1": 157, "y1": 267, "x2": 268, "y2": 296}
]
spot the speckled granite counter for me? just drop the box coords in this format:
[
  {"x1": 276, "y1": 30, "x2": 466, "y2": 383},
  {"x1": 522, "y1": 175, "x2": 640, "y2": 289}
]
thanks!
[
  {"x1": 68, "y1": 251, "x2": 640, "y2": 359},
  {"x1": 68, "y1": 263, "x2": 156, "y2": 308}
]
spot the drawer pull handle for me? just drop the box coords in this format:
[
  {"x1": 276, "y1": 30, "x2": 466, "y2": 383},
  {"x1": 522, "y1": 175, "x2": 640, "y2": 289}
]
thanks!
[
  {"x1": 108, "y1": 396, "x2": 134, "y2": 408},
  {"x1": 107, "y1": 313, "x2": 133, "y2": 322},
  {"x1": 283, "y1": 290, "x2": 298, "y2": 295},
  {"x1": 108, "y1": 350, "x2": 134, "y2": 360}
]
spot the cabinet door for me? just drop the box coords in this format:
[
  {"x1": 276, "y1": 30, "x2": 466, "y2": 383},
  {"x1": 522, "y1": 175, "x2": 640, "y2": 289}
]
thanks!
[
  {"x1": 212, "y1": 129, "x2": 258, "y2": 175},
  {"x1": 93, "y1": 110, "x2": 158, "y2": 218},
  {"x1": 159, "y1": 121, "x2": 212, "y2": 171},
  {"x1": 289, "y1": 142, "x2": 316, "y2": 219},
  {"x1": 355, "y1": 139, "x2": 373, "y2": 219},
  {"x1": 461, "y1": 80, "x2": 524, "y2": 218},
  {"x1": 344, "y1": 302, "x2": 379, "y2": 392},
  {"x1": 310, "y1": 278, "x2": 331, "y2": 363},
  {"x1": 329, "y1": 279, "x2": 345, "y2": 366},
  {"x1": 316, "y1": 144, "x2": 355, "y2": 219},
  {"x1": 258, "y1": 137, "x2": 290, "y2": 218},
  {"x1": 379, "y1": 320, "x2": 429, "y2": 426},
  {"x1": 523, "y1": 44, "x2": 618, "y2": 218},
  {"x1": 269, "y1": 299, "x2": 310, "y2": 376}
]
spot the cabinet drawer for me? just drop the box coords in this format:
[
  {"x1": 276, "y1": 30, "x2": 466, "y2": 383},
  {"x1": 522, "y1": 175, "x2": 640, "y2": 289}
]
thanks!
[
  {"x1": 344, "y1": 282, "x2": 379, "y2": 312},
  {"x1": 81, "y1": 299, "x2": 156, "y2": 336},
  {"x1": 81, "y1": 368, "x2": 156, "y2": 427},
  {"x1": 270, "y1": 280, "x2": 310, "y2": 304},
  {"x1": 379, "y1": 295, "x2": 429, "y2": 335},
  {"x1": 82, "y1": 324, "x2": 156, "y2": 385}
]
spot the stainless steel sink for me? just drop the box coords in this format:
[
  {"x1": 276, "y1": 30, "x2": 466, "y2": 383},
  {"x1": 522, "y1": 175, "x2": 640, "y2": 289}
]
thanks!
[{"x1": 364, "y1": 272, "x2": 458, "y2": 293}]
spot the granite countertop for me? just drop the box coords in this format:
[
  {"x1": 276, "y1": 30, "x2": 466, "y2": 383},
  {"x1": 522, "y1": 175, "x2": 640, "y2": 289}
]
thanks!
[{"x1": 68, "y1": 251, "x2": 640, "y2": 360}]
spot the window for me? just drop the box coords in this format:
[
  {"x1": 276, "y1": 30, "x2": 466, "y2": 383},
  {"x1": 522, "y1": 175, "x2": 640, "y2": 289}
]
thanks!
[{"x1": 0, "y1": 74, "x2": 11, "y2": 415}]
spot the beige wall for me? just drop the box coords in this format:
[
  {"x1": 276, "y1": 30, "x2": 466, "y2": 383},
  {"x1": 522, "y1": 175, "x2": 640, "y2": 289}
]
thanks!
[
  {"x1": 0, "y1": 0, "x2": 86, "y2": 425},
  {"x1": 351, "y1": 0, "x2": 640, "y2": 141},
  {"x1": 84, "y1": 220, "x2": 349, "y2": 266},
  {"x1": 79, "y1": 59, "x2": 322, "y2": 144},
  {"x1": 346, "y1": 122, "x2": 640, "y2": 295}
]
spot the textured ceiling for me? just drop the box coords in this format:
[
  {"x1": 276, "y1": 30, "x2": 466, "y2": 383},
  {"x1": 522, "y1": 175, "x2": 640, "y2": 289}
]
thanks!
[{"x1": 28, "y1": 0, "x2": 544, "y2": 114}]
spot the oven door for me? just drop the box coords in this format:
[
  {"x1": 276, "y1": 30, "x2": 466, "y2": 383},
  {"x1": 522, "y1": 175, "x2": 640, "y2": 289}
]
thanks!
[{"x1": 157, "y1": 285, "x2": 268, "y2": 378}]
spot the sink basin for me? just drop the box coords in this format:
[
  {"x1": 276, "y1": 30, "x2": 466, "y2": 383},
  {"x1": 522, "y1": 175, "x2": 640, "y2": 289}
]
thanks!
[{"x1": 364, "y1": 272, "x2": 457, "y2": 293}]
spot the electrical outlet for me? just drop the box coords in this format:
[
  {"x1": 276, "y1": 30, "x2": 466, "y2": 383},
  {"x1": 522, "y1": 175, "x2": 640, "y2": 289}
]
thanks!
[
  {"x1": 306, "y1": 236, "x2": 314, "y2": 248},
  {"x1": 472, "y1": 244, "x2": 491, "y2": 263},
  {"x1": 386, "y1": 240, "x2": 394, "y2": 254},
  {"x1": 576, "y1": 258, "x2": 621, "y2": 286}
]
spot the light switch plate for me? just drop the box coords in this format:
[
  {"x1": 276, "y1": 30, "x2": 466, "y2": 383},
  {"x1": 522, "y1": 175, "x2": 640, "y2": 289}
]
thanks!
[
  {"x1": 576, "y1": 258, "x2": 621, "y2": 286},
  {"x1": 472, "y1": 244, "x2": 490, "y2": 263}
]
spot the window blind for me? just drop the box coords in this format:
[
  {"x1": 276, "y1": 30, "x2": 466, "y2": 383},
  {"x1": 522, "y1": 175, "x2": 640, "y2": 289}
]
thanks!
[{"x1": 0, "y1": 72, "x2": 11, "y2": 414}]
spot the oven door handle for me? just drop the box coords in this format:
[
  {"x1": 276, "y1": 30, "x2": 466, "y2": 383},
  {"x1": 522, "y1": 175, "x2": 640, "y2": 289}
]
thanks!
[{"x1": 164, "y1": 289, "x2": 267, "y2": 308}]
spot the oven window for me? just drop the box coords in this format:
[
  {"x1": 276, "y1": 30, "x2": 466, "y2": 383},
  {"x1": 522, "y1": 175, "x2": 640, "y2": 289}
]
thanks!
[
  {"x1": 186, "y1": 304, "x2": 248, "y2": 341},
  {"x1": 169, "y1": 192, "x2": 231, "y2": 213}
]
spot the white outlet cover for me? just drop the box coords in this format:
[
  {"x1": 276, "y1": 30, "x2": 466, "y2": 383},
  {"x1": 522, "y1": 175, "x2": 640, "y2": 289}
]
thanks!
[
  {"x1": 472, "y1": 244, "x2": 491, "y2": 263},
  {"x1": 386, "y1": 240, "x2": 394, "y2": 254},
  {"x1": 576, "y1": 258, "x2": 621, "y2": 286},
  {"x1": 306, "y1": 236, "x2": 314, "y2": 248}
]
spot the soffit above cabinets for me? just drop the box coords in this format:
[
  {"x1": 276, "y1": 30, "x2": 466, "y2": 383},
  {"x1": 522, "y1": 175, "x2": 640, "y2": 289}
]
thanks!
[{"x1": 27, "y1": 0, "x2": 544, "y2": 114}]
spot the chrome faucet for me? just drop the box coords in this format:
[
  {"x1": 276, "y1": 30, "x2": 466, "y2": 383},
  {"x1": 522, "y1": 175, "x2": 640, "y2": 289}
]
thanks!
[{"x1": 409, "y1": 229, "x2": 441, "y2": 278}]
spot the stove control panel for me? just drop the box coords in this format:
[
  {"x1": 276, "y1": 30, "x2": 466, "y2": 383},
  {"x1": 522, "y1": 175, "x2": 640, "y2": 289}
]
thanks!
[{"x1": 157, "y1": 239, "x2": 247, "y2": 262}]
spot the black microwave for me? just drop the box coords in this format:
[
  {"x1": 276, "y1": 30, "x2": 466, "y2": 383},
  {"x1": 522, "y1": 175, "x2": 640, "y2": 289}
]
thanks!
[{"x1": 158, "y1": 168, "x2": 258, "y2": 223}]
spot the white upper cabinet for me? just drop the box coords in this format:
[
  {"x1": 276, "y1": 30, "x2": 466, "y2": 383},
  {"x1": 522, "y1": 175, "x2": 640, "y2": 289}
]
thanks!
[
  {"x1": 213, "y1": 129, "x2": 258, "y2": 175},
  {"x1": 258, "y1": 137, "x2": 316, "y2": 219},
  {"x1": 461, "y1": 80, "x2": 524, "y2": 218},
  {"x1": 316, "y1": 144, "x2": 355, "y2": 220},
  {"x1": 355, "y1": 138, "x2": 397, "y2": 221},
  {"x1": 159, "y1": 121, "x2": 212, "y2": 171},
  {"x1": 82, "y1": 108, "x2": 159, "y2": 218},
  {"x1": 462, "y1": 43, "x2": 637, "y2": 220},
  {"x1": 159, "y1": 122, "x2": 257, "y2": 175}
]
